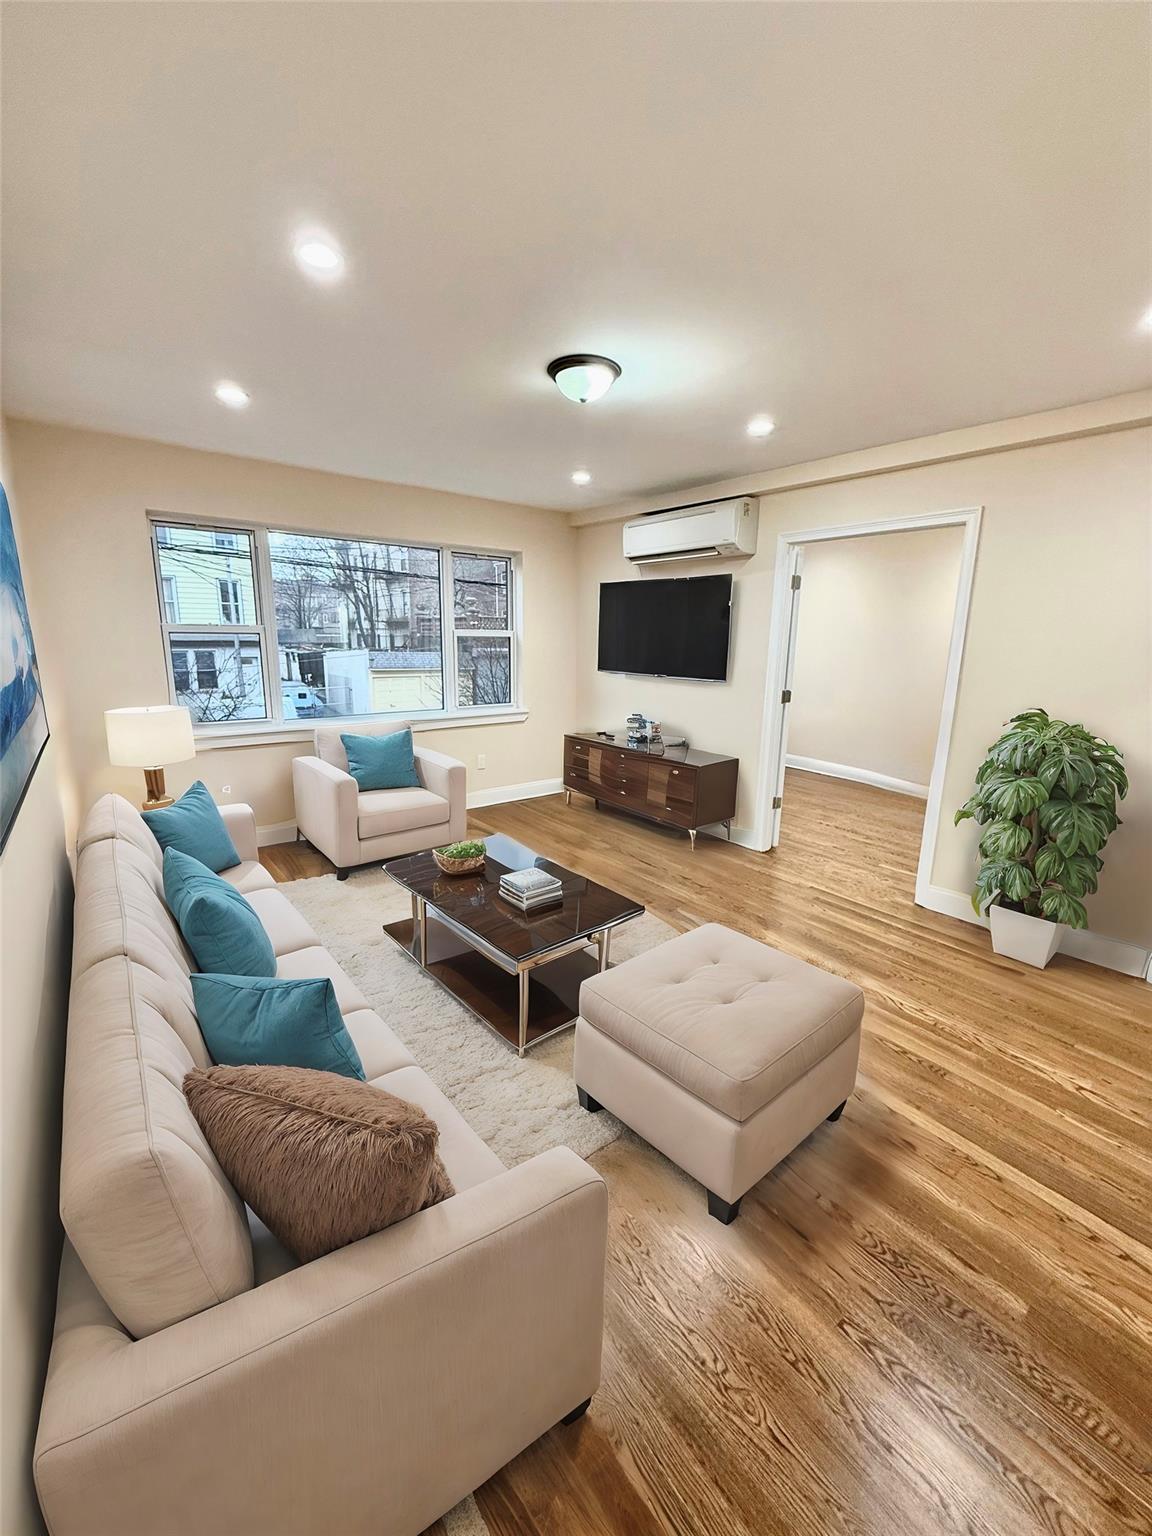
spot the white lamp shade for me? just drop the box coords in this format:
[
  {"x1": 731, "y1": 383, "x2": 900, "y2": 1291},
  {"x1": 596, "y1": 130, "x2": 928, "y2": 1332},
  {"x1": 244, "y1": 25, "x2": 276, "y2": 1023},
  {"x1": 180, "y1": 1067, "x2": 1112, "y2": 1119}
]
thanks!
[{"x1": 105, "y1": 706, "x2": 195, "y2": 768}]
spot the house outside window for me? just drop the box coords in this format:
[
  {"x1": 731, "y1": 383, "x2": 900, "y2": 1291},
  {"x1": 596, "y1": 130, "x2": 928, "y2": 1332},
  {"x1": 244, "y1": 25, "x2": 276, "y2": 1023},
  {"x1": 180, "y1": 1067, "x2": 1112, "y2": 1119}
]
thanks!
[{"x1": 150, "y1": 517, "x2": 520, "y2": 729}]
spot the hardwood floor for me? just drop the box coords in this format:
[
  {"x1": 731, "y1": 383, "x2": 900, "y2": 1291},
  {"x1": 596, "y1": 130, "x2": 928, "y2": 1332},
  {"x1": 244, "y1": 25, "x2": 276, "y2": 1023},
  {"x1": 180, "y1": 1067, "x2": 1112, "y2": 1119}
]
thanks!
[{"x1": 261, "y1": 772, "x2": 1152, "y2": 1536}]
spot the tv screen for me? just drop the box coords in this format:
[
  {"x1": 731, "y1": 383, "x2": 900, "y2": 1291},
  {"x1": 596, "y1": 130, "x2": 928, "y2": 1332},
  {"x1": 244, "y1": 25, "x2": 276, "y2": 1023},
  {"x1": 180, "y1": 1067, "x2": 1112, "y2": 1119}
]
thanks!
[{"x1": 597, "y1": 574, "x2": 732, "y2": 682}]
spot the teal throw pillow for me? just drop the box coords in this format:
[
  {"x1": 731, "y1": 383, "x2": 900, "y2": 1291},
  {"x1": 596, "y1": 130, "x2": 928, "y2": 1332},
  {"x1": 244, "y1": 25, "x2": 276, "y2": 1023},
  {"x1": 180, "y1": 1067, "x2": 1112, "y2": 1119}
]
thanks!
[
  {"x1": 341, "y1": 729, "x2": 421, "y2": 791},
  {"x1": 163, "y1": 847, "x2": 276, "y2": 977},
  {"x1": 143, "y1": 780, "x2": 239, "y2": 872},
  {"x1": 190, "y1": 974, "x2": 365, "y2": 1080}
]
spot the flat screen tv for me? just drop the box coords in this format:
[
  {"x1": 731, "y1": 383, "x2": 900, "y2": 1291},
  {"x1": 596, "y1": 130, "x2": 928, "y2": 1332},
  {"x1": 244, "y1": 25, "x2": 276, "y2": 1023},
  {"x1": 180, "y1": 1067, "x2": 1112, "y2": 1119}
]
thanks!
[{"x1": 597, "y1": 574, "x2": 732, "y2": 682}]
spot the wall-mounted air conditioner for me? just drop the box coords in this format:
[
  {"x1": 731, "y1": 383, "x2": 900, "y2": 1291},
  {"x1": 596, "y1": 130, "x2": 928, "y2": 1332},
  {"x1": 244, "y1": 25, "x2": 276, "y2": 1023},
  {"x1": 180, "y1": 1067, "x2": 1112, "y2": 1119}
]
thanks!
[{"x1": 622, "y1": 499, "x2": 758, "y2": 565}]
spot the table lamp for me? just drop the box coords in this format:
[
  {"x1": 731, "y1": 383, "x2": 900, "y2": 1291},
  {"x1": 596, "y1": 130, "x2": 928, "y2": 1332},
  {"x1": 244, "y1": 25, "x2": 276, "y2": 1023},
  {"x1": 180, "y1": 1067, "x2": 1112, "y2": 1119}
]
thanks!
[{"x1": 105, "y1": 705, "x2": 195, "y2": 809}]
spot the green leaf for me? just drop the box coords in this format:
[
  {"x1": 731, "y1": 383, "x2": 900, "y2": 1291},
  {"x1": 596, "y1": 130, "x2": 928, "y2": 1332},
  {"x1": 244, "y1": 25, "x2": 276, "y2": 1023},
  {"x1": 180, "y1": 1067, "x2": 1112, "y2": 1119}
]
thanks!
[
  {"x1": 1038, "y1": 800, "x2": 1109, "y2": 857},
  {"x1": 979, "y1": 820, "x2": 1030, "y2": 860},
  {"x1": 1038, "y1": 889, "x2": 1089, "y2": 928},
  {"x1": 997, "y1": 859, "x2": 1037, "y2": 902},
  {"x1": 985, "y1": 775, "x2": 1049, "y2": 819},
  {"x1": 1033, "y1": 843, "x2": 1066, "y2": 884},
  {"x1": 1059, "y1": 854, "x2": 1101, "y2": 897}
]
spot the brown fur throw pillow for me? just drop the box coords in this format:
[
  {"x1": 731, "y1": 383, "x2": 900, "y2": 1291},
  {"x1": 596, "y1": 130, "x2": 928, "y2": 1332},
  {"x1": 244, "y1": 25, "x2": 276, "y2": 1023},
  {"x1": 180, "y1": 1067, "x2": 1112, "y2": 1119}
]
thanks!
[{"x1": 184, "y1": 1064, "x2": 455, "y2": 1262}]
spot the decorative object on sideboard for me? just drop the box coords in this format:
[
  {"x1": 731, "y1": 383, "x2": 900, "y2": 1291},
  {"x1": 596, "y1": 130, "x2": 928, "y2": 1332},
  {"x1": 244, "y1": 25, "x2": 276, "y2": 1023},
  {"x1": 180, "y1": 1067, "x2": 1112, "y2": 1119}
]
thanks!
[
  {"x1": 432, "y1": 839, "x2": 487, "y2": 876},
  {"x1": 563, "y1": 732, "x2": 737, "y2": 849},
  {"x1": 955, "y1": 708, "x2": 1128, "y2": 969},
  {"x1": 104, "y1": 704, "x2": 195, "y2": 809},
  {"x1": 0, "y1": 482, "x2": 51, "y2": 854}
]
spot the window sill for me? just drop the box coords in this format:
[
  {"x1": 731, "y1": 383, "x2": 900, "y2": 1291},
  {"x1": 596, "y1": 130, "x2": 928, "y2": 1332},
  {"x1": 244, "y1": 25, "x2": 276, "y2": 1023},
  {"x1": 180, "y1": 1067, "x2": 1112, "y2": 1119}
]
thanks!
[{"x1": 193, "y1": 708, "x2": 530, "y2": 751}]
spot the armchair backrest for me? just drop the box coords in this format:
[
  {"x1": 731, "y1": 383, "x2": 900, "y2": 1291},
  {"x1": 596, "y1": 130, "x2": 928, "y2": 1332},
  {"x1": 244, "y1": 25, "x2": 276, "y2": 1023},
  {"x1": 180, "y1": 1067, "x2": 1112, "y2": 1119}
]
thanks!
[{"x1": 314, "y1": 719, "x2": 413, "y2": 775}]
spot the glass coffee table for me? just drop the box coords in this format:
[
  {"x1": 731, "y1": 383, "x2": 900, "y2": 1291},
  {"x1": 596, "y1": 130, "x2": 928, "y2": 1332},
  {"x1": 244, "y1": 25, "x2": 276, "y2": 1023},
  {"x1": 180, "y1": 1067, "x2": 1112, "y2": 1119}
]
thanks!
[{"x1": 381, "y1": 833, "x2": 644, "y2": 1056}]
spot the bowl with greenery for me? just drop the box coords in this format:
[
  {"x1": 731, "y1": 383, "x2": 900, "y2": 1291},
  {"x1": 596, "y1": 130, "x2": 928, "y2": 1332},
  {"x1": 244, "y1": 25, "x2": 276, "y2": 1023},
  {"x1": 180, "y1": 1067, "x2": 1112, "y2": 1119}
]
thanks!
[
  {"x1": 955, "y1": 708, "x2": 1127, "y2": 967},
  {"x1": 433, "y1": 839, "x2": 487, "y2": 875}
]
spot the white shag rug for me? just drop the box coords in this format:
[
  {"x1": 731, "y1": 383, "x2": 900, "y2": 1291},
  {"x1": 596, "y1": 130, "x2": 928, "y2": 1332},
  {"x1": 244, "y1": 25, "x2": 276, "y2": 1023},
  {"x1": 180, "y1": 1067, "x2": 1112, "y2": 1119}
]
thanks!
[{"x1": 284, "y1": 865, "x2": 677, "y2": 1166}]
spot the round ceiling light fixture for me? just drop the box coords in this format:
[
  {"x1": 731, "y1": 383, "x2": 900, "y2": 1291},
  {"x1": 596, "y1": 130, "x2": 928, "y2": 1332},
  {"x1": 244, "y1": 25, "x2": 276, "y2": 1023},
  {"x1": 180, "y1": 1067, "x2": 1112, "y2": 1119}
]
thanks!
[
  {"x1": 294, "y1": 233, "x2": 345, "y2": 281},
  {"x1": 547, "y1": 354, "x2": 621, "y2": 404},
  {"x1": 213, "y1": 380, "x2": 251, "y2": 409}
]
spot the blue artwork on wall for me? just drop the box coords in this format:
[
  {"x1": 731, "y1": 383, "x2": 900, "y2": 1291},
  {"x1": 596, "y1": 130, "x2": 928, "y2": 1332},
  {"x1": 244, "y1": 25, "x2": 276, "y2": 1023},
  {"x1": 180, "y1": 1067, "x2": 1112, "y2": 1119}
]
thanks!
[{"x1": 1, "y1": 481, "x2": 49, "y2": 854}]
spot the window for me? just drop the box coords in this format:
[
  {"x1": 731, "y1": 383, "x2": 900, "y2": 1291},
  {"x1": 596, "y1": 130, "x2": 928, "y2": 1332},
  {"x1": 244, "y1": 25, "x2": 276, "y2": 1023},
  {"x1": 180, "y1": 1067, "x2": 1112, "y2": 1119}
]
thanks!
[
  {"x1": 453, "y1": 553, "x2": 513, "y2": 706},
  {"x1": 218, "y1": 578, "x2": 242, "y2": 623},
  {"x1": 152, "y1": 522, "x2": 268, "y2": 722},
  {"x1": 150, "y1": 518, "x2": 519, "y2": 729}
]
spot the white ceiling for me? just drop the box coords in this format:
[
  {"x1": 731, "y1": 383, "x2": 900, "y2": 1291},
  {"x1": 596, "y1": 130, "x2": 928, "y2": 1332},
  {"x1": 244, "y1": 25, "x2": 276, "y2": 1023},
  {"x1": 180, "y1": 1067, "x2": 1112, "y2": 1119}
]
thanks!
[{"x1": 3, "y1": 2, "x2": 1150, "y2": 511}]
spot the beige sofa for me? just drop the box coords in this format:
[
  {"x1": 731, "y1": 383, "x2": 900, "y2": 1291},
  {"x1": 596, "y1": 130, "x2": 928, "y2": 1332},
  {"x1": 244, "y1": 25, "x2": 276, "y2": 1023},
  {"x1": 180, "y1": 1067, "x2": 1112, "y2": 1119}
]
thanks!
[
  {"x1": 292, "y1": 719, "x2": 467, "y2": 878},
  {"x1": 35, "y1": 793, "x2": 607, "y2": 1536}
]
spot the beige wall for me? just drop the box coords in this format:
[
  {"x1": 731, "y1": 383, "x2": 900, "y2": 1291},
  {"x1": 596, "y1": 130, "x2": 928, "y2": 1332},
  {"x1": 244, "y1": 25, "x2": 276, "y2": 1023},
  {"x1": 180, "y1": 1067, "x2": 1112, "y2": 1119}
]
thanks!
[
  {"x1": 5, "y1": 421, "x2": 579, "y2": 837},
  {"x1": 0, "y1": 423, "x2": 71, "y2": 1536},
  {"x1": 576, "y1": 426, "x2": 1152, "y2": 948},
  {"x1": 786, "y1": 526, "x2": 964, "y2": 788}
]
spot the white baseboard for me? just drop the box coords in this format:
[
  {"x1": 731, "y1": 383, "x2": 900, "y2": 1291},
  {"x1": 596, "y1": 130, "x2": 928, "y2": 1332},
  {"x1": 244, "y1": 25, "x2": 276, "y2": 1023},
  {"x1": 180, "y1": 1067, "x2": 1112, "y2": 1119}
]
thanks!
[
  {"x1": 257, "y1": 821, "x2": 297, "y2": 846},
  {"x1": 466, "y1": 777, "x2": 563, "y2": 810},
  {"x1": 916, "y1": 882, "x2": 1151, "y2": 979},
  {"x1": 786, "y1": 755, "x2": 929, "y2": 800},
  {"x1": 700, "y1": 823, "x2": 764, "y2": 850}
]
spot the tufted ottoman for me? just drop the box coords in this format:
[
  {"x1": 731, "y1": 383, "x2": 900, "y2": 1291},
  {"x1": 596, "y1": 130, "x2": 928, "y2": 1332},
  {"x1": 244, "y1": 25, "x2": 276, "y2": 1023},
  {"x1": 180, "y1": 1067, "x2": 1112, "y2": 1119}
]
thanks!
[{"x1": 574, "y1": 923, "x2": 864, "y2": 1222}]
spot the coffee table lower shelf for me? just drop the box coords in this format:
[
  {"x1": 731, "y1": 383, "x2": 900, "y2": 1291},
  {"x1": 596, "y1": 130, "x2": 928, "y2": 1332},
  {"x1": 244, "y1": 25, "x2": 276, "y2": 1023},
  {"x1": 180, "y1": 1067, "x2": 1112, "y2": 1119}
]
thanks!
[{"x1": 382, "y1": 909, "x2": 612, "y2": 1055}]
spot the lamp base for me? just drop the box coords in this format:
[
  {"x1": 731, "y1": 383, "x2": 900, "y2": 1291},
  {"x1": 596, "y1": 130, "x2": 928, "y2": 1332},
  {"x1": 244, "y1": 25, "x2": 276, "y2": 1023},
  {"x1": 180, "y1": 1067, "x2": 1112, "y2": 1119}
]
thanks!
[{"x1": 142, "y1": 767, "x2": 173, "y2": 811}]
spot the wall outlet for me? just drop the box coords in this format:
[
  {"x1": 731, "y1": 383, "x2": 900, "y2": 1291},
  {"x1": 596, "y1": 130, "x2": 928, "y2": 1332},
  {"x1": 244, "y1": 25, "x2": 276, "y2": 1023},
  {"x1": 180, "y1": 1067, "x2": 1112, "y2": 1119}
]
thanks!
[
  {"x1": 477, "y1": 754, "x2": 487, "y2": 770},
  {"x1": 221, "y1": 784, "x2": 232, "y2": 796}
]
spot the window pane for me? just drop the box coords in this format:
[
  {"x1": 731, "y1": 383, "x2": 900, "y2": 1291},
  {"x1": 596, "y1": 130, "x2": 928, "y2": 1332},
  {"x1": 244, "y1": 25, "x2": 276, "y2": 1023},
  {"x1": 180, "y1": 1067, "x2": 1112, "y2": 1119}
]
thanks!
[
  {"x1": 456, "y1": 635, "x2": 511, "y2": 707},
  {"x1": 155, "y1": 525, "x2": 257, "y2": 626},
  {"x1": 453, "y1": 554, "x2": 509, "y2": 631},
  {"x1": 169, "y1": 635, "x2": 267, "y2": 722},
  {"x1": 268, "y1": 531, "x2": 443, "y2": 718}
]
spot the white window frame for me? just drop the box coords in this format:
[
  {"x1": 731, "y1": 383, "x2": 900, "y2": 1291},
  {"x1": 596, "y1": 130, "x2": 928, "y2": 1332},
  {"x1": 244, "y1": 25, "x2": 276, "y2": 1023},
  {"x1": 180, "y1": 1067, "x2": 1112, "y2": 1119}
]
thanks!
[{"x1": 148, "y1": 514, "x2": 524, "y2": 741}]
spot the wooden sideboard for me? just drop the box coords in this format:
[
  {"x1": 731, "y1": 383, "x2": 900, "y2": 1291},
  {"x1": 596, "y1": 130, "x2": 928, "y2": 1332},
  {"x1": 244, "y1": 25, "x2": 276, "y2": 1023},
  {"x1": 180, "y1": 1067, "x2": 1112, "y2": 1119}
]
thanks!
[{"x1": 563, "y1": 732, "x2": 738, "y2": 847}]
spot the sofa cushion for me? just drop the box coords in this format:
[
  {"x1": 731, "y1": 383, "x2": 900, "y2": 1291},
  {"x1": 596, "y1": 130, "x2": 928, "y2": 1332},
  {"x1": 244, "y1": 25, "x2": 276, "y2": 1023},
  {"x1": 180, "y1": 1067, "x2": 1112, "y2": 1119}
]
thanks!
[
  {"x1": 191, "y1": 974, "x2": 366, "y2": 1079},
  {"x1": 164, "y1": 849, "x2": 277, "y2": 978},
  {"x1": 184, "y1": 1065, "x2": 455, "y2": 1263},
  {"x1": 275, "y1": 945, "x2": 370, "y2": 1015},
  {"x1": 61, "y1": 955, "x2": 254, "y2": 1338},
  {"x1": 244, "y1": 887, "x2": 321, "y2": 956},
  {"x1": 76, "y1": 792, "x2": 163, "y2": 868},
  {"x1": 343, "y1": 728, "x2": 421, "y2": 791},
  {"x1": 578, "y1": 923, "x2": 865, "y2": 1122},
  {"x1": 219, "y1": 860, "x2": 277, "y2": 895},
  {"x1": 315, "y1": 718, "x2": 412, "y2": 775},
  {"x1": 358, "y1": 787, "x2": 450, "y2": 840},
  {"x1": 371, "y1": 1065, "x2": 506, "y2": 1194},
  {"x1": 143, "y1": 780, "x2": 240, "y2": 872},
  {"x1": 72, "y1": 837, "x2": 193, "y2": 989},
  {"x1": 341, "y1": 1008, "x2": 417, "y2": 1080}
]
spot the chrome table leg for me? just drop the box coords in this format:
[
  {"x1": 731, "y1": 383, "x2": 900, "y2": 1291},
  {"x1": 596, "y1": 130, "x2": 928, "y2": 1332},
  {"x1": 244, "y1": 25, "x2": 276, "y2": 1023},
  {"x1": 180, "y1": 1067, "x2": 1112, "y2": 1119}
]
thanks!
[
  {"x1": 417, "y1": 896, "x2": 428, "y2": 967},
  {"x1": 597, "y1": 928, "x2": 612, "y2": 971},
  {"x1": 518, "y1": 969, "x2": 529, "y2": 1057}
]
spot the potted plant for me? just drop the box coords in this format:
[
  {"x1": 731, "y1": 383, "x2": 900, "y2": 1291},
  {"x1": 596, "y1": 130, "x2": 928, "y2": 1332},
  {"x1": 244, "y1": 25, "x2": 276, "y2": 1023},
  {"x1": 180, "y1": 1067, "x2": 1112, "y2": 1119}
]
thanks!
[
  {"x1": 433, "y1": 839, "x2": 487, "y2": 876},
  {"x1": 955, "y1": 709, "x2": 1127, "y2": 968}
]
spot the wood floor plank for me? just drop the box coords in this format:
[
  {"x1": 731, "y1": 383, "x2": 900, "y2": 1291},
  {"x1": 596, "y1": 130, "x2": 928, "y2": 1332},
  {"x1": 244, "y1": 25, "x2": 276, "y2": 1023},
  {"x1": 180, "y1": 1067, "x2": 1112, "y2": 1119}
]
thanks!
[{"x1": 264, "y1": 771, "x2": 1152, "y2": 1536}]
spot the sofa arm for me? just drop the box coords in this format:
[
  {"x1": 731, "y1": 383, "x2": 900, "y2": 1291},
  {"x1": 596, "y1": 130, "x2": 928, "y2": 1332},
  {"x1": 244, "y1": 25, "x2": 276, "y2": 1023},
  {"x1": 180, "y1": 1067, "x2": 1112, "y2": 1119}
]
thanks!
[
  {"x1": 36, "y1": 1147, "x2": 607, "y2": 1536},
  {"x1": 291, "y1": 753, "x2": 360, "y2": 868},
  {"x1": 415, "y1": 746, "x2": 468, "y2": 841},
  {"x1": 218, "y1": 801, "x2": 259, "y2": 862}
]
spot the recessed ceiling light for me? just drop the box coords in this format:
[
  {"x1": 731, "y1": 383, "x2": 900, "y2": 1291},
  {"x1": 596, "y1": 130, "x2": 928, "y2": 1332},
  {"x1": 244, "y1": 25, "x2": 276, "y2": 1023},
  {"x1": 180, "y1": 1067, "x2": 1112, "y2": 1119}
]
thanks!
[
  {"x1": 213, "y1": 380, "x2": 250, "y2": 409},
  {"x1": 1139, "y1": 305, "x2": 1152, "y2": 332},
  {"x1": 294, "y1": 235, "x2": 345, "y2": 279},
  {"x1": 571, "y1": 470, "x2": 592, "y2": 485},
  {"x1": 746, "y1": 415, "x2": 775, "y2": 438},
  {"x1": 547, "y1": 354, "x2": 621, "y2": 404}
]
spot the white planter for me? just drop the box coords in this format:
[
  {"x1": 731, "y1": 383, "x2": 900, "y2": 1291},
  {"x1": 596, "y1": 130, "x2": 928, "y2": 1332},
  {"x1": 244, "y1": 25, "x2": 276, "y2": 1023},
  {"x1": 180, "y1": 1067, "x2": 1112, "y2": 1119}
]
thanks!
[{"x1": 988, "y1": 904, "x2": 1063, "y2": 969}]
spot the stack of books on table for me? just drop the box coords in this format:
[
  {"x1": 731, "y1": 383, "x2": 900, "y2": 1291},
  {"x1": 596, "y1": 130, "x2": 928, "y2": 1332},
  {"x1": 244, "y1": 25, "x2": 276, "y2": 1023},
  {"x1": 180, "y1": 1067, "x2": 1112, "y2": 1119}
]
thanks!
[{"x1": 499, "y1": 867, "x2": 563, "y2": 913}]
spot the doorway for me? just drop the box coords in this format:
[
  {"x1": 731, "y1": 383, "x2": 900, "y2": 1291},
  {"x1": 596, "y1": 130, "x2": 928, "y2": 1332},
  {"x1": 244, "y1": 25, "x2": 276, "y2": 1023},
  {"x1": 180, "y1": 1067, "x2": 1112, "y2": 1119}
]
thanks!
[{"x1": 755, "y1": 508, "x2": 982, "y2": 905}]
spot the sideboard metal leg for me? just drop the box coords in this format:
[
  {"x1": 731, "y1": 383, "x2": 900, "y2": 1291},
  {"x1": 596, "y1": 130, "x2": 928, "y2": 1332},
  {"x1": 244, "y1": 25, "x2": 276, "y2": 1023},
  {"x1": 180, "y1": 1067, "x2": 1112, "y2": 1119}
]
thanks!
[
  {"x1": 565, "y1": 788, "x2": 572, "y2": 806},
  {"x1": 723, "y1": 819, "x2": 732, "y2": 840},
  {"x1": 689, "y1": 828, "x2": 697, "y2": 851}
]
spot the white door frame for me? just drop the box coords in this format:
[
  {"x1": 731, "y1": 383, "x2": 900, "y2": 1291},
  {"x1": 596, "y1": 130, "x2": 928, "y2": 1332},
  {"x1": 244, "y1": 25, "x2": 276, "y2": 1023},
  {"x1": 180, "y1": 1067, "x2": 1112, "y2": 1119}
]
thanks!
[{"x1": 751, "y1": 506, "x2": 983, "y2": 909}]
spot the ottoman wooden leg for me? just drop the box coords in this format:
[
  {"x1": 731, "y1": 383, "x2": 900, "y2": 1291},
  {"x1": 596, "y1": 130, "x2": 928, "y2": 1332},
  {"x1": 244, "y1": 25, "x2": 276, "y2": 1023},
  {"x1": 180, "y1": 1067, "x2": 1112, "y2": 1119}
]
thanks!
[
  {"x1": 827, "y1": 1100, "x2": 847, "y2": 1122},
  {"x1": 577, "y1": 1087, "x2": 603, "y2": 1113},
  {"x1": 707, "y1": 1191, "x2": 742, "y2": 1224}
]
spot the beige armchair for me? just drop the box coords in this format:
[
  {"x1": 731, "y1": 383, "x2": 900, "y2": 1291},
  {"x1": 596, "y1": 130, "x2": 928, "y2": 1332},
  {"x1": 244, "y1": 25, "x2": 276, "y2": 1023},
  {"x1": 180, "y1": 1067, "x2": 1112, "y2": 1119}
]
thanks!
[{"x1": 292, "y1": 720, "x2": 467, "y2": 878}]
